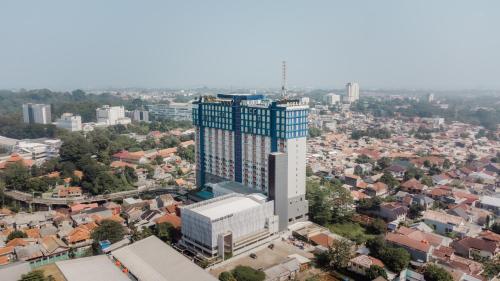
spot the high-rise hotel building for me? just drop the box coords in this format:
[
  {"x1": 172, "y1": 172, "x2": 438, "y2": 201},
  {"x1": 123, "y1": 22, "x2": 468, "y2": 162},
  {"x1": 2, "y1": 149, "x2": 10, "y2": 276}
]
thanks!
[{"x1": 192, "y1": 94, "x2": 309, "y2": 229}]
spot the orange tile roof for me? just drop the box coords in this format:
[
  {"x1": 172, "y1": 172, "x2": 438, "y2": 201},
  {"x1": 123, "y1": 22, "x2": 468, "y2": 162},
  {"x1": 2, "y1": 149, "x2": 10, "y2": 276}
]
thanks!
[
  {"x1": 309, "y1": 233, "x2": 335, "y2": 248},
  {"x1": 155, "y1": 214, "x2": 181, "y2": 228},
  {"x1": 157, "y1": 147, "x2": 177, "y2": 158},
  {"x1": 175, "y1": 178, "x2": 186, "y2": 186},
  {"x1": 73, "y1": 170, "x2": 84, "y2": 179},
  {"x1": 0, "y1": 246, "x2": 14, "y2": 256},
  {"x1": 6, "y1": 238, "x2": 29, "y2": 247},
  {"x1": 70, "y1": 203, "x2": 98, "y2": 213},
  {"x1": 386, "y1": 233, "x2": 431, "y2": 253},
  {"x1": 24, "y1": 228, "x2": 41, "y2": 239},
  {"x1": 110, "y1": 161, "x2": 137, "y2": 169},
  {"x1": 0, "y1": 255, "x2": 10, "y2": 265},
  {"x1": 67, "y1": 227, "x2": 91, "y2": 244}
]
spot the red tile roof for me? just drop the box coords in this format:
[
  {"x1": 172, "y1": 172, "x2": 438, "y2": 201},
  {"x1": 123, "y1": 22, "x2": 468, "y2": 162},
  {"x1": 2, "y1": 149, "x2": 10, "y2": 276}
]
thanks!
[{"x1": 386, "y1": 233, "x2": 431, "y2": 253}]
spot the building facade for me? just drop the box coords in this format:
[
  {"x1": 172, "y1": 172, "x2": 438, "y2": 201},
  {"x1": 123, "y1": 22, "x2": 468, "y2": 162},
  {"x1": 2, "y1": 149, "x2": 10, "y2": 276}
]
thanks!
[
  {"x1": 126, "y1": 109, "x2": 149, "y2": 123},
  {"x1": 55, "y1": 113, "x2": 82, "y2": 131},
  {"x1": 148, "y1": 103, "x2": 191, "y2": 121},
  {"x1": 324, "y1": 93, "x2": 341, "y2": 105},
  {"x1": 96, "y1": 105, "x2": 131, "y2": 125},
  {"x1": 180, "y1": 193, "x2": 278, "y2": 260},
  {"x1": 22, "y1": 103, "x2": 51, "y2": 124},
  {"x1": 192, "y1": 94, "x2": 308, "y2": 191},
  {"x1": 345, "y1": 82, "x2": 360, "y2": 103},
  {"x1": 192, "y1": 94, "x2": 309, "y2": 230}
]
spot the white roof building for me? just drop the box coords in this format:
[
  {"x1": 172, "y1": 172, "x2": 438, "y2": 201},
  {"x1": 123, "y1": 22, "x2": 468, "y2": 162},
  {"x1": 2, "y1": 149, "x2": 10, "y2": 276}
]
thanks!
[
  {"x1": 180, "y1": 193, "x2": 278, "y2": 260},
  {"x1": 56, "y1": 255, "x2": 129, "y2": 281},
  {"x1": 111, "y1": 236, "x2": 217, "y2": 281}
]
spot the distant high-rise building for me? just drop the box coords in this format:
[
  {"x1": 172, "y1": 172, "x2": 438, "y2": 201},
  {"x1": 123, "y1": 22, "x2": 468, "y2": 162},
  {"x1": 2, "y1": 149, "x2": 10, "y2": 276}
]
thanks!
[
  {"x1": 192, "y1": 94, "x2": 309, "y2": 229},
  {"x1": 345, "y1": 82, "x2": 360, "y2": 103},
  {"x1": 148, "y1": 103, "x2": 191, "y2": 121},
  {"x1": 96, "y1": 105, "x2": 131, "y2": 125},
  {"x1": 22, "y1": 103, "x2": 51, "y2": 124},
  {"x1": 55, "y1": 113, "x2": 82, "y2": 132},
  {"x1": 324, "y1": 93, "x2": 341, "y2": 105},
  {"x1": 426, "y1": 93, "x2": 435, "y2": 103},
  {"x1": 126, "y1": 109, "x2": 149, "y2": 123}
]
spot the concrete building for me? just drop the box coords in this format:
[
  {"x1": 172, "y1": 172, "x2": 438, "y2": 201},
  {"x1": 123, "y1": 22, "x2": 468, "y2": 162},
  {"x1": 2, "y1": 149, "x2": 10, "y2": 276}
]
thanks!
[
  {"x1": 192, "y1": 94, "x2": 308, "y2": 193},
  {"x1": 180, "y1": 193, "x2": 278, "y2": 260},
  {"x1": 22, "y1": 103, "x2": 51, "y2": 124},
  {"x1": 14, "y1": 139, "x2": 61, "y2": 165},
  {"x1": 345, "y1": 82, "x2": 360, "y2": 103},
  {"x1": 96, "y1": 105, "x2": 131, "y2": 125},
  {"x1": 55, "y1": 113, "x2": 82, "y2": 132},
  {"x1": 324, "y1": 93, "x2": 341, "y2": 105},
  {"x1": 148, "y1": 103, "x2": 191, "y2": 121},
  {"x1": 126, "y1": 109, "x2": 149, "y2": 123},
  {"x1": 192, "y1": 94, "x2": 309, "y2": 228}
]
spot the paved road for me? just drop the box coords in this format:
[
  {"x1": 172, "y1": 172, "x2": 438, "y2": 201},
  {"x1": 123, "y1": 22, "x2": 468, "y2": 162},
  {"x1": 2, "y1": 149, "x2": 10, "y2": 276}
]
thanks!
[{"x1": 4, "y1": 185, "x2": 179, "y2": 206}]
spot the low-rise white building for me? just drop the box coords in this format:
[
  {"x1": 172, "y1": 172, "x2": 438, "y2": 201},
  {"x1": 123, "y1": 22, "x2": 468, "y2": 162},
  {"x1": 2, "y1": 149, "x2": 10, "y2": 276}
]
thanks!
[
  {"x1": 180, "y1": 193, "x2": 278, "y2": 260},
  {"x1": 55, "y1": 113, "x2": 82, "y2": 132},
  {"x1": 96, "y1": 105, "x2": 131, "y2": 125}
]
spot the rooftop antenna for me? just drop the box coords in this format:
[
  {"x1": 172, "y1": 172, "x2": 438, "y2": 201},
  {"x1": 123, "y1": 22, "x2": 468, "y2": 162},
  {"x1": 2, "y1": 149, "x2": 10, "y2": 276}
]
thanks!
[{"x1": 281, "y1": 61, "x2": 287, "y2": 99}]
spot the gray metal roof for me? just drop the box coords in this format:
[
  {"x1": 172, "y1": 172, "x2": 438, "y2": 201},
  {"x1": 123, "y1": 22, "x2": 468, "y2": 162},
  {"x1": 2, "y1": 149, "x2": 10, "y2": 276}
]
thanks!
[
  {"x1": 56, "y1": 255, "x2": 130, "y2": 281},
  {"x1": 112, "y1": 236, "x2": 217, "y2": 281}
]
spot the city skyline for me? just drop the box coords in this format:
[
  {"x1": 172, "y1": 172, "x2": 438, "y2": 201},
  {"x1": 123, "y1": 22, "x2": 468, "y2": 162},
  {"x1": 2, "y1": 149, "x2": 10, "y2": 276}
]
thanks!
[{"x1": 1, "y1": 1, "x2": 500, "y2": 90}]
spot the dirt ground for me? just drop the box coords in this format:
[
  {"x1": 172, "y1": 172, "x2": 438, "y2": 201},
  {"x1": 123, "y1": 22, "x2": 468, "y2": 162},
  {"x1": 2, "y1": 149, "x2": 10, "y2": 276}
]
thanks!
[{"x1": 38, "y1": 263, "x2": 65, "y2": 281}]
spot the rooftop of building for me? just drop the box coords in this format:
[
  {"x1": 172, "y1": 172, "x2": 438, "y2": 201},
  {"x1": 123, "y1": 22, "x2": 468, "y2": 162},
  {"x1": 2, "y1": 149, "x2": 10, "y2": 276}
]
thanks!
[
  {"x1": 184, "y1": 193, "x2": 267, "y2": 221},
  {"x1": 111, "y1": 236, "x2": 217, "y2": 281},
  {"x1": 56, "y1": 255, "x2": 130, "y2": 281}
]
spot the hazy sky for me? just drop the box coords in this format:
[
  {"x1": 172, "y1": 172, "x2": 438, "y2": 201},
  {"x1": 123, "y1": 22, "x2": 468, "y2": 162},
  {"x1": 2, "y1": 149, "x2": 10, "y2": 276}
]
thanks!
[{"x1": 1, "y1": 1, "x2": 499, "y2": 90}]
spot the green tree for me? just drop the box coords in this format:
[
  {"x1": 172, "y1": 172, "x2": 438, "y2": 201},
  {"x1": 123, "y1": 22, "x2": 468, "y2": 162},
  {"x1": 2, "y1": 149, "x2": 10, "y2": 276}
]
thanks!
[
  {"x1": 306, "y1": 181, "x2": 332, "y2": 225},
  {"x1": 306, "y1": 165, "x2": 313, "y2": 177},
  {"x1": 366, "y1": 265, "x2": 388, "y2": 280},
  {"x1": 18, "y1": 270, "x2": 46, "y2": 281},
  {"x1": 367, "y1": 218, "x2": 386, "y2": 235},
  {"x1": 3, "y1": 162, "x2": 30, "y2": 191},
  {"x1": 366, "y1": 236, "x2": 386, "y2": 256},
  {"x1": 421, "y1": 176, "x2": 434, "y2": 187},
  {"x1": 219, "y1": 271, "x2": 237, "y2": 281},
  {"x1": 7, "y1": 230, "x2": 27, "y2": 242},
  {"x1": 356, "y1": 154, "x2": 372, "y2": 164},
  {"x1": 231, "y1": 265, "x2": 265, "y2": 281},
  {"x1": 408, "y1": 204, "x2": 424, "y2": 219},
  {"x1": 442, "y1": 159, "x2": 451, "y2": 170},
  {"x1": 177, "y1": 145, "x2": 195, "y2": 163},
  {"x1": 491, "y1": 222, "x2": 500, "y2": 234},
  {"x1": 327, "y1": 239, "x2": 353, "y2": 269},
  {"x1": 482, "y1": 258, "x2": 500, "y2": 279},
  {"x1": 423, "y1": 264, "x2": 453, "y2": 281},
  {"x1": 91, "y1": 220, "x2": 125, "y2": 244},
  {"x1": 124, "y1": 166, "x2": 138, "y2": 184},
  {"x1": 382, "y1": 247, "x2": 410, "y2": 272},
  {"x1": 155, "y1": 222, "x2": 178, "y2": 243},
  {"x1": 380, "y1": 171, "x2": 399, "y2": 189},
  {"x1": 308, "y1": 127, "x2": 322, "y2": 138},
  {"x1": 377, "y1": 157, "x2": 392, "y2": 170},
  {"x1": 59, "y1": 133, "x2": 93, "y2": 162},
  {"x1": 330, "y1": 184, "x2": 354, "y2": 223}
]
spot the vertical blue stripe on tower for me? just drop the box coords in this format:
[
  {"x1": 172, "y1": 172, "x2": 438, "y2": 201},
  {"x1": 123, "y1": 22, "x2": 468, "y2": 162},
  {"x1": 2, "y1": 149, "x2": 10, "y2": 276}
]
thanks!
[
  {"x1": 270, "y1": 102, "x2": 278, "y2": 152},
  {"x1": 197, "y1": 103, "x2": 206, "y2": 186},
  {"x1": 233, "y1": 99, "x2": 242, "y2": 183}
]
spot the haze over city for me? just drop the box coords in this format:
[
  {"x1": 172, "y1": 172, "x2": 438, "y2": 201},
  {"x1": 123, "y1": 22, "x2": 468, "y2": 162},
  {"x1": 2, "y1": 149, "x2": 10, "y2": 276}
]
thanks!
[{"x1": 1, "y1": 0, "x2": 500, "y2": 90}]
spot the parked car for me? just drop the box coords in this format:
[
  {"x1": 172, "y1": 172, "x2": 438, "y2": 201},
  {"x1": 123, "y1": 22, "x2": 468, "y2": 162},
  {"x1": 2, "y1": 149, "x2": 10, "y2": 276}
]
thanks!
[{"x1": 250, "y1": 253, "x2": 257, "y2": 259}]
